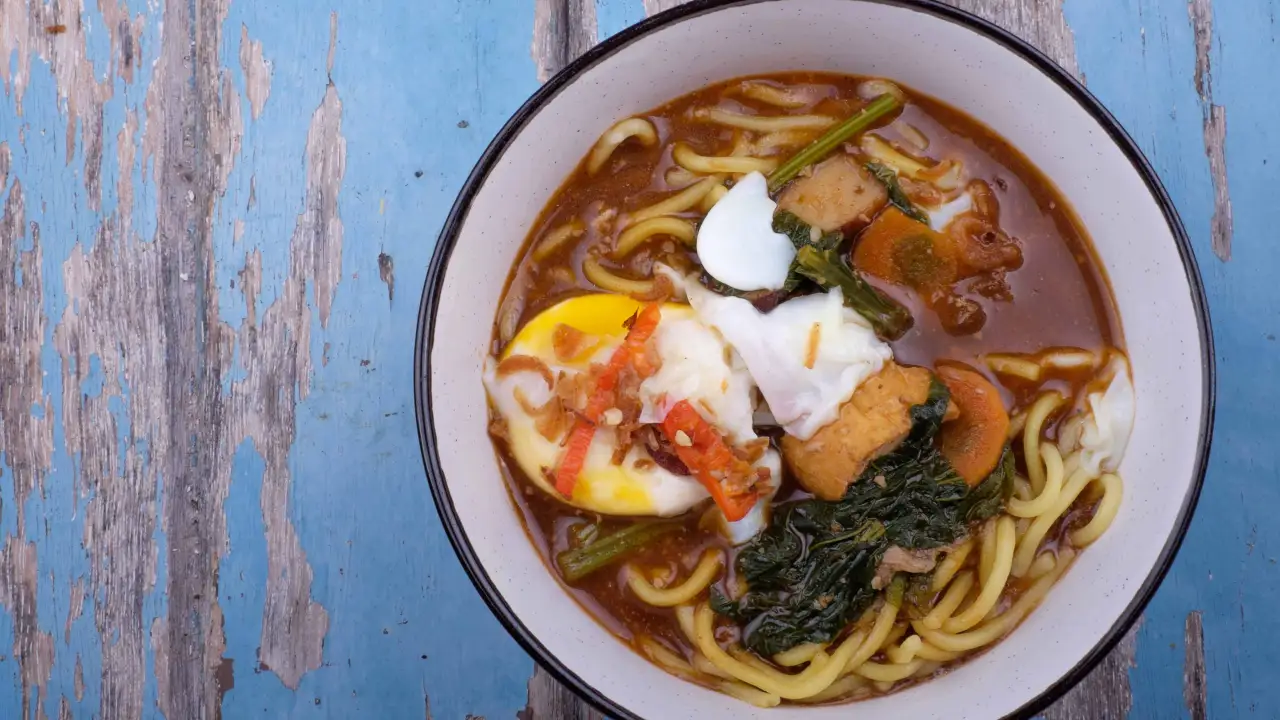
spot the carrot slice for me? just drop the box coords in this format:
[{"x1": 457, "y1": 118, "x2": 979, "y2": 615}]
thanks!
[
  {"x1": 554, "y1": 421, "x2": 596, "y2": 496},
  {"x1": 936, "y1": 364, "x2": 1010, "y2": 486},
  {"x1": 660, "y1": 400, "x2": 759, "y2": 522},
  {"x1": 852, "y1": 206, "x2": 958, "y2": 290},
  {"x1": 554, "y1": 303, "x2": 663, "y2": 497}
]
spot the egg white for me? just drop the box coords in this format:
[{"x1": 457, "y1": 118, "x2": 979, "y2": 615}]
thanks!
[{"x1": 484, "y1": 293, "x2": 780, "y2": 525}]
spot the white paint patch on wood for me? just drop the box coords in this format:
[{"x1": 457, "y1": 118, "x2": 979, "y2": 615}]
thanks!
[
  {"x1": 236, "y1": 78, "x2": 346, "y2": 691},
  {"x1": 1188, "y1": 0, "x2": 1233, "y2": 261},
  {"x1": 240, "y1": 24, "x2": 273, "y2": 120},
  {"x1": 518, "y1": 664, "x2": 605, "y2": 720},
  {"x1": 0, "y1": 164, "x2": 57, "y2": 720},
  {"x1": 532, "y1": 0, "x2": 598, "y2": 82},
  {"x1": 0, "y1": 539, "x2": 56, "y2": 720},
  {"x1": 946, "y1": 0, "x2": 1080, "y2": 78}
]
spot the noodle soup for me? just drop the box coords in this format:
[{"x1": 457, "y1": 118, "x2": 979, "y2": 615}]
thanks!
[{"x1": 482, "y1": 73, "x2": 1131, "y2": 707}]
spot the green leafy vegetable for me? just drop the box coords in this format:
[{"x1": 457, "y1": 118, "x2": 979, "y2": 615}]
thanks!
[
  {"x1": 865, "y1": 161, "x2": 929, "y2": 224},
  {"x1": 768, "y1": 94, "x2": 902, "y2": 193},
  {"x1": 960, "y1": 445, "x2": 1016, "y2": 523},
  {"x1": 716, "y1": 380, "x2": 1017, "y2": 655},
  {"x1": 901, "y1": 573, "x2": 937, "y2": 620},
  {"x1": 772, "y1": 210, "x2": 844, "y2": 293},
  {"x1": 794, "y1": 244, "x2": 913, "y2": 340},
  {"x1": 556, "y1": 521, "x2": 680, "y2": 583}
]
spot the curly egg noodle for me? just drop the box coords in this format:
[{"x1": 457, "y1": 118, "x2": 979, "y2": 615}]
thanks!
[
  {"x1": 487, "y1": 73, "x2": 1132, "y2": 707},
  {"x1": 627, "y1": 401, "x2": 1120, "y2": 706}
]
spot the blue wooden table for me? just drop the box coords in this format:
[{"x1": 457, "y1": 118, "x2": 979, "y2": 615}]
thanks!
[{"x1": 0, "y1": 0, "x2": 1268, "y2": 717}]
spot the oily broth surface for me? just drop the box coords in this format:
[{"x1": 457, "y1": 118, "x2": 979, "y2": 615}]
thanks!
[{"x1": 487, "y1": 72, "x2": 1124, "y2": 702}]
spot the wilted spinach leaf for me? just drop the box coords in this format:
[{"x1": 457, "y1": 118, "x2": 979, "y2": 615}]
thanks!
[
  {"x1": 865, "y1": 162, "x2": 930, "y2": 224},
  {"x1": 960, "y1": 445, "x2": 1016, "y2": 523},
  {"x1": 717, "y1": 379, "x2": 1016, "y2": 655}
]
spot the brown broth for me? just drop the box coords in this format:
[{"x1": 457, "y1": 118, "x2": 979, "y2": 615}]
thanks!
[{"x1": 488, "y1": 72, "x2": 1124, "y2": 704}]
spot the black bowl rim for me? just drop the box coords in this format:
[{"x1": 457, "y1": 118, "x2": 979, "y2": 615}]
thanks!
[{"x1": 413, "y1": 0, "x2": 1216, "y2": 717}]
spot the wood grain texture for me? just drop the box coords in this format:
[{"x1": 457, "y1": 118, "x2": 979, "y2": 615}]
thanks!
[{"x1": 1184, "y1": 610, "x2": 1207, "y2": 720}]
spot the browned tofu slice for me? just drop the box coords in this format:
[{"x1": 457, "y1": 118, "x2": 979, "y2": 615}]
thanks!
[
  {"x1": 781, "y1": 363, "x2": 933, "y2": 501},
  {"x1": 775, "y1": 154, "x2": 889, "y2": 232}
]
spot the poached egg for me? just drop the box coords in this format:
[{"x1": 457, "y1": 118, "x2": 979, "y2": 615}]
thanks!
[
  {"x1": 696, "y1": 172, "x2": 796, "y2": 292},
  {"x1": 667, "y1": 267, "x2": 893, "y2": 440}
]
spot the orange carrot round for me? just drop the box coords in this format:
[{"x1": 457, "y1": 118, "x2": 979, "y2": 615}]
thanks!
[{"x1": 936, "y1": 364, "x2": 1010, "y2": 486}]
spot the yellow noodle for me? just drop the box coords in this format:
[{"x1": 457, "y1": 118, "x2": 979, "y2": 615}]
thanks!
[
  {"x1": 1070, "y1": 473, "x2": 1123, "y2": 546},
  {"x1": 1008, "y1": 444, "x2": 1065, "y2": 518},
  {"x1": 872, "y1": 680, "x2": 896, "y2": 694},
  {"x1": 692, "y1": 604, "x2": 865, "y2": 699},
  {"x1": 716, "y1": 680, "x2": 782, "y2": 708},
  {"x1": 675, "y1": 604, "x2": 698, "y2": 645},
  {"x1": 896, "y1": 121, "x2": 930, "y2": 151},
  {"x1": 842, "y1": 599, "x2": 900, "y2": 673},
  {"x1": 627, "y1": 175, "x2": 723, "y2": 226},
  {"x1": 914, "y1": 640, "x2": 964, "y2": 663},
  {"x1": 773, "y1": 642, "x2": 827, "y2": 668},
  {"x1": 1007, "y1": 411, "x2": 1028, "y2": 441},
  {"x1": 754, "y1": 129, "x2": 820, "y2": 155},
  {"x1": 886, "y1": 635, "x2": 922, "y2": 664},
  {"x1": 738, "y1": 80, "x2": 813, "y2": 108},
  {"x1": 612, "y1": 217, "x2": 696, "y2": 258},
  {"x1": 860, "y1": 134, "x2": 930, "y2": 178},
  {"x1": 882, "y1": 622, "x2": 909, "y2": 650},
  {"x1": 1027, "y1": 552, "x2": 1057, "y2": 580},
  {"x1": 854, "y1": 659, "x2": 925, "y2": 682},
  {"x1": 795, "y1": 673, "x2": 867, "y2": 704},
  {"x1": 858, "y1": 79, "x2": 906, "y2": 103},
  {"x1": 532, "y1": 219, "x2": 585, "y2": 261},
  {"x1": 696, "y1": 106, "x2": 836, "y2": 132},
  {"x1": 1013, "y1": 476, "x2": 1034, "y2": 502},
  {"x1": 1012, "y1": 466, "x2": 1093, "y2": 577},
  {"x1": 932, "y1": 539, "x2": 973, "y2": 592},
  {"x1": 691, "y1": 652, "x2": 734, "y2": 679},
  {"x1": 912, "y1": 549, "x2": 1076, "y2": 652},
  {"x1": 922, "y1": 571, "x2": 975, "y2": 630},
  {"x1": 978, "y1": 519, "x2": 997, "y2": 587},
  {"x1": 985, "y1": 353, "x2": 1042, "y2": 381},
  {"x1": 1015, "y1": 517, "x2": 1031, "y2": 544},
  {"x1": 925, "y1": 159, "x2": 965, "y2": 191},
  {"x1": 1041, "y1": 348, "x2": 1097, "y2": 370},
  {"x1": 673, "y1": 142, "x2": 777, "y2": 174},
  {"x1": 626, "y1": 550, "x2": 722, "y2": 607},
  {"x1": 588, "y1": 117, "x2": 658, "y2": 175},
  {"x1": 730, "y1": 647, "x2": 786, "y2": 676},
  {"x1": 944, "y1": 517, "x2": 1015, "y2": 632},
  {"x1": 664, "y1": 165, "x2": 701, "y2": 188},
  {"x1": 581, "y1": 256, "x2": 655, "y2": 296},
  {"x1": 637, "y1": 636, "x2": 694, "y2": 676},
  {"x1": 699, "y1": 183, "x2": 728, "y2": 213},
  {"x1": 1023, "y1": 391, "x2": 1066, "y2": 493}
]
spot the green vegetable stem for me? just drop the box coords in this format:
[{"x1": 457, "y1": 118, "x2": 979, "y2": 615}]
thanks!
[
  {"x1": 555, "y1": 521, "x2": 681, "y2": 583},
  {"x1": 767, "y1": 94, "x2": 902, "y2": 194},
  {"x1": 794, "y1": 245, "x2": 914, "y2": 340}
]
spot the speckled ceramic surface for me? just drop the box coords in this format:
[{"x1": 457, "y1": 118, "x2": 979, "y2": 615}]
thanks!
[{"x1": 415, "y1": 1, "x2": 1212, "y2": 718}]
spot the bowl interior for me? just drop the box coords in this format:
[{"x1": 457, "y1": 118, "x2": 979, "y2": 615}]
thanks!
[{"x1": 422, "y1": 1, "x2": 1208, "y2": 717}]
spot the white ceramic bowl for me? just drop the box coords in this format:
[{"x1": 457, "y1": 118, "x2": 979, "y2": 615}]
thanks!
[{"x1": 415, "y1": 1, "x2": 1215, "y2": 717}]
